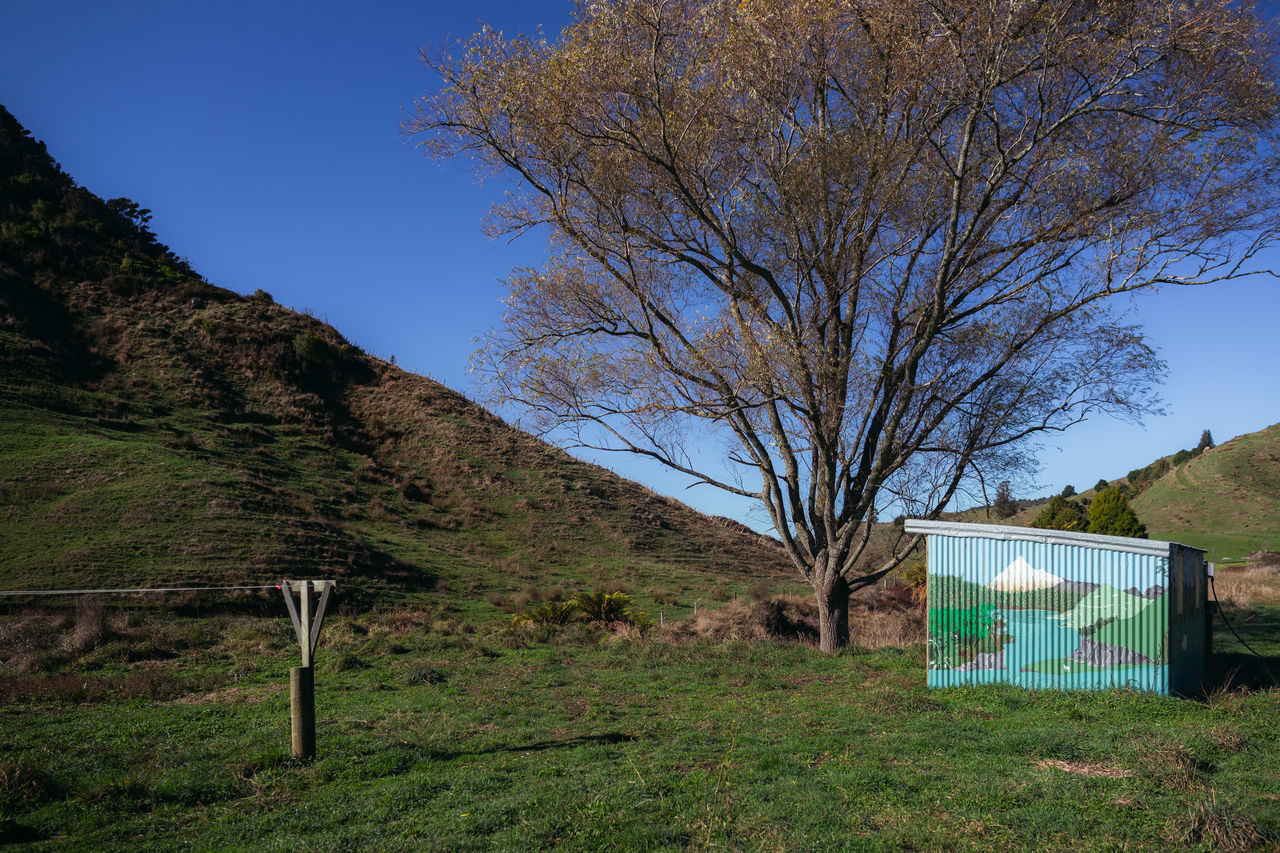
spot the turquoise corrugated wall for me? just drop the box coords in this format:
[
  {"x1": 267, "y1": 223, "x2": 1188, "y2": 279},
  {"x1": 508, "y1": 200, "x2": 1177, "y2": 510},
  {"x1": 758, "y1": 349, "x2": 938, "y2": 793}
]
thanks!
[{"x1": 926, "y1": 534, "x2": 1186, "y2": 693}]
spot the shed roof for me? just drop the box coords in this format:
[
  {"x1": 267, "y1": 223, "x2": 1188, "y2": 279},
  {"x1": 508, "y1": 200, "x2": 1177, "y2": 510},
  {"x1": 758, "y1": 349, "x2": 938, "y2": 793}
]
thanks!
[{"x1": 902, "y1": 519, "x2": 1204, "y2": 559}]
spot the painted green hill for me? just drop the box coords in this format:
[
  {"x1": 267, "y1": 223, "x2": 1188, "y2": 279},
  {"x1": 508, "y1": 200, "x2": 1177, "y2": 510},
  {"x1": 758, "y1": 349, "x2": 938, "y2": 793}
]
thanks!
[
  {"x1": 1131, "y1": 423, "x2": 1280, "y2": 561},
  {"x1": 0, "y1": 105, "x2": 792, "y2": 613}
]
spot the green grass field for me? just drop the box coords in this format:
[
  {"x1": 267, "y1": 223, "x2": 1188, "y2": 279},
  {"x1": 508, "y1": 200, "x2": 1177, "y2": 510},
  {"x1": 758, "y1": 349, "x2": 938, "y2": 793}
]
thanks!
[{"x1": 2, "y1": 584, "x2": 1277, "y2": 851}]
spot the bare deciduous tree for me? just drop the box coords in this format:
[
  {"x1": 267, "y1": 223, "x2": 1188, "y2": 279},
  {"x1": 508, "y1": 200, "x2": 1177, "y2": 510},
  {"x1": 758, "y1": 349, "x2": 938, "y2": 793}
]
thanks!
[{"x1": 410, "y1": 0, "x2": 1280, "y2": 651}]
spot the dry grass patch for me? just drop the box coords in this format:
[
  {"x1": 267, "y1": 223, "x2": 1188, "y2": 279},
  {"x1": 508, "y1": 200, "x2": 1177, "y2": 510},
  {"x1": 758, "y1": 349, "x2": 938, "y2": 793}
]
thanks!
[
  {"x1": 1034, "y1": 759, "x2": 1134, "y2": 779},
  {"x1": 651, "y1": 590, "x2": 924, "y2": 649},
  {"x1": 849, "y1": 606, "x2": 925, "y2": 649},
  {"x1": 1213, "y1": 562, "x2": 1280, "y2": 608}
]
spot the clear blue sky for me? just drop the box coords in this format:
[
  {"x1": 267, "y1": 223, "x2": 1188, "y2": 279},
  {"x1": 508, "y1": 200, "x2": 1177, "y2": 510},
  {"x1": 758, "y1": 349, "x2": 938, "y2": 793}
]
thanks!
[{"x1": 3, "y1": 1, "x2": 1277, "y2": 530}]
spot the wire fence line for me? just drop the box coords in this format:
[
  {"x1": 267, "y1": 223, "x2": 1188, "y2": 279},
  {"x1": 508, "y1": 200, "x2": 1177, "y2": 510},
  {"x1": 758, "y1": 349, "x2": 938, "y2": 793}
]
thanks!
[{"x1": 0, "y1": 583, "x2": 281, "y2": 598}]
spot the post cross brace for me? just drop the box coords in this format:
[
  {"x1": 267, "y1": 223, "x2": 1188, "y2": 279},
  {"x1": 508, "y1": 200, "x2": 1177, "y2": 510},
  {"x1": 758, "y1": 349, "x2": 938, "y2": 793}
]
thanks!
[{"x1": 280, "y1": 579, "x2": 335, "y2": 663}]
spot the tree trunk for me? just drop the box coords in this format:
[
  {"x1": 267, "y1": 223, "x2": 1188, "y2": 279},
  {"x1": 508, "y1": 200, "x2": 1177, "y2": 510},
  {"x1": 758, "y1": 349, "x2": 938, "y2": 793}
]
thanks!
[{"x1": 815, "y1": 574, "x2": 852, "y2": 653}]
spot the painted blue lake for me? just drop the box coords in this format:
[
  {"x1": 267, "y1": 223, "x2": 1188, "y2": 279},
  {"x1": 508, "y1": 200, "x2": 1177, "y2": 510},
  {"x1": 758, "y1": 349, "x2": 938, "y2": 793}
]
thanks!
[{"x1": 928, "y1": 608, "x2": 1167, "y2": 692}]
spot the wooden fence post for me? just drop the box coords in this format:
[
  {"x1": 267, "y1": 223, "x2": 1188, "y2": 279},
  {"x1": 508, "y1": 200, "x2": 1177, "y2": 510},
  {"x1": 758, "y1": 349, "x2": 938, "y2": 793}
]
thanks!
[
  {"x1": 290, "y1": 665, "x2": 315, "y2": 759},
  {"x1": 280, "y1": 579, "x2": 335, "y2": 759}
]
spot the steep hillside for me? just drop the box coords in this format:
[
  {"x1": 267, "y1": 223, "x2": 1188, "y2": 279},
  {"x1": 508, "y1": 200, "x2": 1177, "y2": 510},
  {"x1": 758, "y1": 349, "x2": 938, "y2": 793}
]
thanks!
[
  {"x1": 0, "y1": 105, "x2": 792, "y2": 612},
  {"x1": 1131, "y1": 423, "x2": 1280, "y2": 560}
]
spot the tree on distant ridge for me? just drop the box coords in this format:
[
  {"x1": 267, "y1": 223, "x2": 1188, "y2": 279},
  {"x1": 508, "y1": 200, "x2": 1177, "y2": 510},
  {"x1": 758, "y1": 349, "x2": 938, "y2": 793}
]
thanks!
[
  {"x1": 992, "y1": 481, "x2": 1019, "y2": 519},
  {"x1": 1196, "y1": 429, "x2": 1215, "y2": 453},
  {"x1": 414, "y1": 0, "x2": 1280, "y2": 651}
]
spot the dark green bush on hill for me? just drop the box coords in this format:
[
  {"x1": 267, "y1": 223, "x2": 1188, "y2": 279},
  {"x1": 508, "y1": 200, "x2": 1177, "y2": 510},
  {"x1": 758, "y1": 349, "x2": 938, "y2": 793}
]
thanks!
[
  {"x1": 293, "y1": 332, "x2": 335, "y2": 366},
  {"x1": 1127, "y1": 457, "x2": 1171, "y2": 495},
  {"x1": 1029, "y1": 496, "x2": 1087, "y2": 532},
  {"x1": 1087, "y1": 488, "x2": 1147, "y2": 538}
]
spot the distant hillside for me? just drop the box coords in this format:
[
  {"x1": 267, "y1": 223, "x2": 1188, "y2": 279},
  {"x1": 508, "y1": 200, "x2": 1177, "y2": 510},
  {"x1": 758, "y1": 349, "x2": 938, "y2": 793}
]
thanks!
[
  {"x1": 0, "y1": 105, "x2": 792, "y2": 613},
  {"x1": 1131, "y1": 424, "x2": 1280, "y2": 560},
  {"x1": 952, "y1": 426, "x2": 1280, "y2": 561}
]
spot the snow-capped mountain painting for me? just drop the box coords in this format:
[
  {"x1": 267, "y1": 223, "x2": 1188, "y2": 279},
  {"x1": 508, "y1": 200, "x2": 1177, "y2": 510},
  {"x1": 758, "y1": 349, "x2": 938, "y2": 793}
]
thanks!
[{"x1": 986, "y1": 556, "x2": 1063, "y2": 592}]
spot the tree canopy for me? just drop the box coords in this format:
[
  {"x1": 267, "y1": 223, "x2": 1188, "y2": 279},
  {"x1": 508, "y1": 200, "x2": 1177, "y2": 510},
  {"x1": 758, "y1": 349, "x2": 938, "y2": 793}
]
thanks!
[
  {"x1": 1029, "y1": 496, "x2": 1088, "y2": 533},
  {"x1": 413, "y1": 0, "x2": 1280, "y2": 651},
  {"x1": 1088, "y1": 487, "x2": 1147, "y2": 538},
  {"x1": 992, "y1": 481, "x2": 1019, "y2": 519}
]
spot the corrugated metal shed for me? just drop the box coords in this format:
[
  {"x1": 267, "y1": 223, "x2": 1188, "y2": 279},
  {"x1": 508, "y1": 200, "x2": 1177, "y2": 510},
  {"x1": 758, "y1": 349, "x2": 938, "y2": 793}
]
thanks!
[{"x1": 904, "y1": 519, "x2": 1208, "y2": 695}]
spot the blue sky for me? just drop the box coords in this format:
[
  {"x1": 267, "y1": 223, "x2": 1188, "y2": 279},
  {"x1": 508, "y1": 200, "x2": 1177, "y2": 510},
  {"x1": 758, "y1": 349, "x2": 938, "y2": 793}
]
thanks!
[{"x1": 3, "y1": 1, "x2": 1277, "y2": 531}]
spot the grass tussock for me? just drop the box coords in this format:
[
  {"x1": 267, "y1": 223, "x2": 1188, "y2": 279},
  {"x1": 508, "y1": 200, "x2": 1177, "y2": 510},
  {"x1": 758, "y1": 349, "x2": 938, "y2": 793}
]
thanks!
[
  {"x1": 1165, "y1": 791, "x2": 1274, "y2": 851},
  {"x1": 1138, "y1": 740, "x2": 1210, "y2": 792},
  {"x1": 0, "y1": 759, "x2": 64, "y2": 806}
]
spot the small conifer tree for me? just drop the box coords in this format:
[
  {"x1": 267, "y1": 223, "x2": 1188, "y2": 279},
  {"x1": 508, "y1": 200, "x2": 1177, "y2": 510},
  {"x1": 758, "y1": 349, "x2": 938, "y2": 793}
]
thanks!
[
  {"x1": 1195, "y1": 429, "x2": 1215, "y2": 454},
  {"x1": 1087, "y1": 488, "x2": 1147, "y2": 538}
]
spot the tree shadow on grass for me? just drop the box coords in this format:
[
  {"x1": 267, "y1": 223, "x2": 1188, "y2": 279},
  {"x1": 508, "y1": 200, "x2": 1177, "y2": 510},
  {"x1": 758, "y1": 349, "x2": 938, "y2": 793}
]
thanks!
[
  {"x1": 1203, "y1": 605, "x2": 1280, "y2": 693},
  {"x1": 1204, "y1": 650, "x2": 1280, "y2": 693},
  {"x1": 423, "y1": 732, "x2": 636, "y2": 761}
]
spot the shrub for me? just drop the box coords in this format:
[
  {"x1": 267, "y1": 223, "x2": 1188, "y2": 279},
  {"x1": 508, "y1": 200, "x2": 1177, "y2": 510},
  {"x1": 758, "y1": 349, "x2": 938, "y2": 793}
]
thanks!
[
  {"x1": 622, "y1": 608, "x2": 655, "y2": 636},
  {"x1": 1087, "y1": 487, "x2": 1147, "y2": 538},
  {"x1": 508, "y1": 600, "x2": 577, "y2": 643},
  {"x1": 902, "y1": 561, "x2": 927, "y2": 604},
  {"x1": 524, "y1": 600, "x2": 577, "y2": 627},
  {"x1": 572, "y1": 590, "x2": 633, "y2": 623},
  {"x1": 293, "y1": 332, "x2": 335, "y2": 366},
  {"x1": 1029, "y1": 496, "x2": 1087, "y2": 532}
]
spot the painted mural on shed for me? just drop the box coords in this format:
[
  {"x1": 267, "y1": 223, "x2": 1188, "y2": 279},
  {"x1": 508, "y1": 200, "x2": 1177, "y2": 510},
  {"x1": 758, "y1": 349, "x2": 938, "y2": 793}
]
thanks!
[{"x1": 904, "y1": 520, "x2": 1207, "y2": 695}]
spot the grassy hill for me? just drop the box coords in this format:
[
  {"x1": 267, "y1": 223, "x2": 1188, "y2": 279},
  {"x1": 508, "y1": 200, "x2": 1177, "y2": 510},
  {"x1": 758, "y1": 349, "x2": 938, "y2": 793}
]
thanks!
[
  {"x1": 954, "y1": 427, "x2": 1280, "y2": 561},
  {"x1": 1132, "y1": 424, "x2": 1280, "y2": 561},
  {"x1": 0, "y1": 104, "x2": 793, "y2": 614}
]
